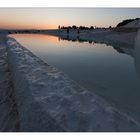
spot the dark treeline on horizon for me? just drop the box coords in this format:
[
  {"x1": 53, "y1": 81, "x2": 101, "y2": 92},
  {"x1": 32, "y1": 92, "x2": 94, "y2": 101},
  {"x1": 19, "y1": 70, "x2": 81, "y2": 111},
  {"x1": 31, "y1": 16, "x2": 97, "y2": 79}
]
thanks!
[
  {"x1": 58, "y1": 25, "x2": 112, "y2": 30},
  {"x1": 59, "y1": 18, "x2": 140, "y2": 30},
  {"x1": 4, "y1": 18, "x2": 139, "y2": 35}
]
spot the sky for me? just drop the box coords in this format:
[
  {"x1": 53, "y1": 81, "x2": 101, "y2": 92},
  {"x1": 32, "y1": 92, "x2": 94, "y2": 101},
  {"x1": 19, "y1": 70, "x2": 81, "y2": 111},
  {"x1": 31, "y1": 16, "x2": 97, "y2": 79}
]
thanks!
[{"x1": 0, "y1": 8, "x2": 139, "y2": 29}]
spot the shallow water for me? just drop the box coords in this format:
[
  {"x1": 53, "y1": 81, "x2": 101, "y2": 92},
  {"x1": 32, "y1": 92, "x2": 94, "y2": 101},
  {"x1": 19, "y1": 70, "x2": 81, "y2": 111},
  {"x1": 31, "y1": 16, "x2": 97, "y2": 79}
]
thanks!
[{"x1": 11, "y1": 34, "x2": 140, "y2": 120}]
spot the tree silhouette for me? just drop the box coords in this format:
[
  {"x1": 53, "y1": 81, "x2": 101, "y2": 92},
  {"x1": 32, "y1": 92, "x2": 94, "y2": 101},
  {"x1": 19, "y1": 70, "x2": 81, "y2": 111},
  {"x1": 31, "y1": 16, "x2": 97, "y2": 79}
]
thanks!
[
  {"x1": 68, "y1": 26, "x2": 72, "y2": 29},
  {"x1": 72, "y1": 25, "x2": 77, "y2": 29},
  {"x1": 90, "y1": 26, "x2": 94, "y2": 29}
]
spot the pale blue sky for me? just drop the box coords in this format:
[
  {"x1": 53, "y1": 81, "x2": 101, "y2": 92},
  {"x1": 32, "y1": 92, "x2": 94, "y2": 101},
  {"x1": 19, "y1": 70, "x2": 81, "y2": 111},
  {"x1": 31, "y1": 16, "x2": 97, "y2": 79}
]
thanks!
[{"x1": 0, "y1": 8, "x2": 139, "y2": 29}]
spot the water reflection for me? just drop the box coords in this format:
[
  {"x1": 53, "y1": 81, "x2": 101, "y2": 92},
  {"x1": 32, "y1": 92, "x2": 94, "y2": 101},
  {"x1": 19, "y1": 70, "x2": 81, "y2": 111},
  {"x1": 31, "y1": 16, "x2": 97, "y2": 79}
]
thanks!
[
  {"x1": 11, "y1": 33, "x2": 140, "y2": 120},
  {"x1": 59, "y1": 34, "x2": 96, "y2": 45},
  {"x1": 108, "y1": 30, "x2": 140, "y2": 82},
  {"x1": 58, "y1": 29, "x2": 140, "y2": 82}
]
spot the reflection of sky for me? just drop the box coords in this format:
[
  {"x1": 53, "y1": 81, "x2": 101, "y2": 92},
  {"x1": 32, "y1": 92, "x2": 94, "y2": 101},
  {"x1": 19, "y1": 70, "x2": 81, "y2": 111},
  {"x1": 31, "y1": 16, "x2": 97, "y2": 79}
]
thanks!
[{"x1": 0, "y1": 8, "x2": 140, "y2": 29}]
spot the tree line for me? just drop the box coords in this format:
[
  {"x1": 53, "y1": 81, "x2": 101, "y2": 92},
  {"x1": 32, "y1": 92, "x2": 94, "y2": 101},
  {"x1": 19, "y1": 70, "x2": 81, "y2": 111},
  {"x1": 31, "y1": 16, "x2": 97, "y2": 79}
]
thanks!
[{"x1": 58, "y1": 25, "x2": 111, "y2": 30}]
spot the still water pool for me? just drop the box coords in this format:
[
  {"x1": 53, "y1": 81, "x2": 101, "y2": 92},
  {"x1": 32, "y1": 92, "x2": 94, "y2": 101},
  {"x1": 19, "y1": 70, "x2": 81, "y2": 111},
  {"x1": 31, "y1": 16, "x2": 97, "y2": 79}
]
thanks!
[{"x1": 11, "y1": 34, "x2": 140, "y2": 120}]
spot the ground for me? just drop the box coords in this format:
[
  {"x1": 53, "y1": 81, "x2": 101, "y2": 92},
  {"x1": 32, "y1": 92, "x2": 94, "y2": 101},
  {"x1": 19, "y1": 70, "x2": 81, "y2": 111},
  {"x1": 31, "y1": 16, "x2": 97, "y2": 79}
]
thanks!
[{"x1": 0, "y1": 35, "x2": 18, "y2": 131}]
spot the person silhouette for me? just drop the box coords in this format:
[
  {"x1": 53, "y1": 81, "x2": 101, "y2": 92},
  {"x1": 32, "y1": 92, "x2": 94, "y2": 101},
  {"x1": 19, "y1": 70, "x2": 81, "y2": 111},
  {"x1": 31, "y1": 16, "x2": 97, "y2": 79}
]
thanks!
[{"x1": 67, "y1": 28, "x2": 69, "y2": 34}]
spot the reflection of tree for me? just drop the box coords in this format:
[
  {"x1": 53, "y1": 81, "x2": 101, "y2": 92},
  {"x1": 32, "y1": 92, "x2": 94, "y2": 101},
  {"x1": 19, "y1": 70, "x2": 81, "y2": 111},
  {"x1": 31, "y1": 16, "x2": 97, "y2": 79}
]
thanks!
[
  {"x1": 58, "y1": 36, "x2": 61, "y2": 41},
  {"x1": 58, "y1": 35, "x2": 96, "y2": 45}
]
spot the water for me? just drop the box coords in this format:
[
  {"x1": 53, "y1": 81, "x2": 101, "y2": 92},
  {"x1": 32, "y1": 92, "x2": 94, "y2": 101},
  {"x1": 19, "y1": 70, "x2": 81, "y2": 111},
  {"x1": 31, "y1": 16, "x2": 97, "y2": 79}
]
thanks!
[{"x1": 11, "y1": 34, "x2": 140, "y2": 120}]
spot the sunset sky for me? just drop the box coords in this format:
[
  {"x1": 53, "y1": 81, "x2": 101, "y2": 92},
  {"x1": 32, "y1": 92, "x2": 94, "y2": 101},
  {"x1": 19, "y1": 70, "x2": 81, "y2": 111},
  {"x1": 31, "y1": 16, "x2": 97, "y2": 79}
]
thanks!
[{"x1": 0, "y1": 8, "x2": 139, "y2": 29}]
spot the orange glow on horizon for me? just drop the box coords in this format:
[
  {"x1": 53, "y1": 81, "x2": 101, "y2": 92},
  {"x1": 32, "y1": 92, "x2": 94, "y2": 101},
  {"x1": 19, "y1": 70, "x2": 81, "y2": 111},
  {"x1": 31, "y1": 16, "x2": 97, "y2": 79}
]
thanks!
[{"x1": 0, "y1": 23, "x2": 57, "y2": 30}]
